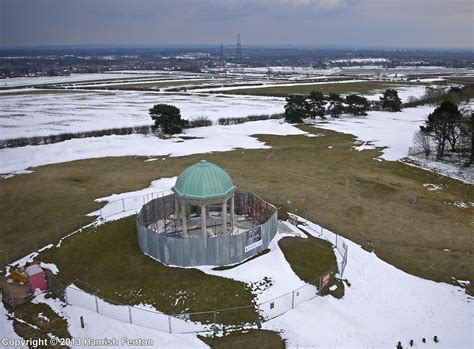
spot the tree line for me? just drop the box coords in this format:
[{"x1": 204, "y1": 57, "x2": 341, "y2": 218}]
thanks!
[
  {"x1": 284, "y1": 89, "x2": 402, "y2": 123},
  {"x1": 148, "y1": 105, "x2": 284, "y2": 134}
]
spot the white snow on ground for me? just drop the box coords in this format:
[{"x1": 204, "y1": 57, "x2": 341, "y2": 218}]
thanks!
[
  {"x1": 0, "y1": 73, "x2": 164, "y2": 87},
  {"x1": 331, "y1": 58, "x2": 389, "y2": 63},
  {"x1": 89, "y1": 177, "x2": 177, "y2": 221},
  {"x1": 31, "y1": 294, "x2": 208, "y2": 349},
  {"x1": 0, "y1": 90, "x2": 284, "y2": 139},
  {"x1": 260, "y1": 216, "x2": 473, "y2": 348},
  {"x1": 195, "y1": 231, "x2": 307, "y2": 304},
  {"x1": 423, "y1": 183, "x2": 444, "y2": 192},
  {"x1": 40, "y1": 262, "x2": 59, "y2": 274},
  {"x1": 74, "y1": 77, "x2": 211, "y2": 88},
  {"x1": 0, "y1": 302, "x2": 23, "y2": 344},
  {"x1": 365, "y1": 85, "x2": 427, "y2": 103},
  {"x1": 405, "y1": 156, "x2": 474, "y2": 185},
  {"x1": 314, "y1": 106, "x2": 432, "y2": 161},
  {"x1": 0, "y1": 119, "x2": 306, "y2": 175}
]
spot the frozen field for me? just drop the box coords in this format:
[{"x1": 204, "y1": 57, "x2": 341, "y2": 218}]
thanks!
[
  {"x1": 0, "y1": 102, "x2": 456, "y2": 179},
  {"x1": 0, "y1": 120, "x2": 306, "y2": 175},
  {"x1": 314, "y1": 106, "x2": 432, "y2": 161},
  {"x1": 0, "y1": 72, "x2": 169, "y2": 87},
  {"x1": 0, "y1": 90, "x2": 284, "y2": 140}
]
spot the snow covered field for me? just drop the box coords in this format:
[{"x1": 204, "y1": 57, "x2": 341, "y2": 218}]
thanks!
[
  {"x1": 0, "y1": 90, "x2": 284, "y2": 140},
  {"x1": 0, "y1": 72, "x2": 167, "y2": 88},
  {"x1": 0, "y1": 120, "x2": 306, "y2": 175},
  {"x1": 314, "y1": 106, "x2": 432, "y2": 161},
  {"x1": 366, "y1": 85, "x2": 427, "y2": 103},
  {"x1": 263, "y1": 216, "x2": 473, "y2": 348}
]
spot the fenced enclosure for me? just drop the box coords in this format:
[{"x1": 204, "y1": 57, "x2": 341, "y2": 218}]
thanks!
[
  {"x1": 136, "y1": 192, "x2": 278, "y2": 267},
  {"x1": 2, "y1": 187, "x2": 348, "y2": 335},
  {"x1": 55, "y1": 218, "x2": 347, "y2": 335}
]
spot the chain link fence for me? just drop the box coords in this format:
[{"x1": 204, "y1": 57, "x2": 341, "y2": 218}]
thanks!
[
  {"x1": 48, "y1": 217, "x2": 347, "y2": 335},
  {"x1": 3, "y1": 188, "x2": 348, "y2": 334}
]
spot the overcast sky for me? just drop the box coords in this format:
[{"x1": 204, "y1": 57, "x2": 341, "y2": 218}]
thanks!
[{"x1": 1, "y1": 0, "x2": 473, "y2": 48}]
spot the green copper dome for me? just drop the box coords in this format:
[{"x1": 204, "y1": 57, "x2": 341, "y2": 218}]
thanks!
[{"x1": 173, "y1": 160, "x2": 236, "y2": 200}]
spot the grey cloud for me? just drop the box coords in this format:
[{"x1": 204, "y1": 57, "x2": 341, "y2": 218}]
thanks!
[{"x1": 0, "y1": 0, "x2": 471, "y2": 48}]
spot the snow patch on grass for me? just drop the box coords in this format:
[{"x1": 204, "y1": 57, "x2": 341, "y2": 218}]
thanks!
[
  {"x1": 423, "y1": 183, "x2": 444, "y2": 192},
  {"x1": 0, "y1": 120, "x2": 306, "y2": 175},
  {"x1": 314, "y1": 106, "x2": 432, "y2": 161},
  {"x1": 263, "y1": 215, "x2": 472, "y2": 348},
  {"x1": 405, "y1": 156, "x2": 474, "y2": 185}
]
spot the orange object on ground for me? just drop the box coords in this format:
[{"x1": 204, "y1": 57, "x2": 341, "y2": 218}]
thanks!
[{"x1": 10, "y1": 269, "x2": 27, "y2": 284}]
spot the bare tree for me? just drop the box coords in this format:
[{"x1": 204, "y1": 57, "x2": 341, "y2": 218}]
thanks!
[{"x1": 413, "y1": 130, "x2": 431, "y2": 156}]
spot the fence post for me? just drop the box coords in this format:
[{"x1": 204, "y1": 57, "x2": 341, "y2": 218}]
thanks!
[
  {"x1": 95, "y1": 295, "x2": 99, "y2": 313},
  {"x1": 122, "y1": 199, "x2": 125, "y2": 212},
  {"x1": 168, "y1": 316, "x2": 172, "y2": 334},
  {"x1": 128, "y1": 306, "x2": 132, "y2": 324},
  {"x1": 213, "y1": 311, "x2": 217, "y2": 324},
  {"x1": 291, "y1": 291, "x2": 295, "y2": 309}
]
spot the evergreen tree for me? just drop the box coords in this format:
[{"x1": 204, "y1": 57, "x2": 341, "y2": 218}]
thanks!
[
  {"x1": 149, "y1": 104, "x2": 187, "y2": 134},
  {"x1": 380, "y1": 89, "x2": 402, "y2": 112},
  {"x1": 284, "y1": 95, "x2": 308, "y2": 123},
  {"x1": 345, "y1": 94, "x2": 370, "y2": 116},
  {"x1": 327, "y1": 93, "x2": 344, "y2": 118},
  {"x1": 306, "y1": 91, "x2": 326, "y2": 119}
]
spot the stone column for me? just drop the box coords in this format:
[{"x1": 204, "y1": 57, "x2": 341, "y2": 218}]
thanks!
[
  {"x1": 181, "y1": 202, "x2": 187, "y2": 236},
  {"x1": 175, "y1": 198, "x2": 180, "y2": 223},
  {"x1": 201, "y1": 204, "x2": 207, "y2": 238},
  {"x1": 230, "y1": 196, "x2": 235, "y2": 233},
  {"x1": 222, "y1": 199, "x2": 227, "y2": 234}
]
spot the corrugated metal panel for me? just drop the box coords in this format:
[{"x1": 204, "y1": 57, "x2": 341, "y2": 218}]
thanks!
[{"x1": 137, "y1": 194, "x2": 277, "y2": 267}]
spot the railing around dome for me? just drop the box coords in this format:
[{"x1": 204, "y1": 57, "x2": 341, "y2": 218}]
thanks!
[{"x1": 136, "y1": 192, "x2": 278, "y2": 267}]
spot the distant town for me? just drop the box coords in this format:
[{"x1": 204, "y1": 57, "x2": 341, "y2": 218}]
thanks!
[{"x1": 1, "y1": 46, "x2": 472, "y2": 79}]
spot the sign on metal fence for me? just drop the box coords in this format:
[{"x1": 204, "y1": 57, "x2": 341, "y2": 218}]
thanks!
[
  {"x1": 244, "y1": 226, "x2": 262, "y2": 253},
  {"x1": 319, "y1": 271, "x2": 331, "y2": 291}
]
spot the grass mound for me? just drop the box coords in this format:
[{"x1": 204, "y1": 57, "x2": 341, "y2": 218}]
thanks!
[
  {"x1": 199, "y1": 329, "x2": 286, "y2": 349},
  {"x1": 278, "y1": 235, "x2": 337, "y2": 286}
]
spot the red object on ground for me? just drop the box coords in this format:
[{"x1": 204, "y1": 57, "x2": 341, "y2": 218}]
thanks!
[
  {"x1": 320, "y1": 271, "x2": 331, "y2": 290},
  {"x1": 25, "y1": 265, "x2": 47, "y2": 293}
]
